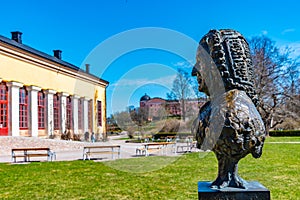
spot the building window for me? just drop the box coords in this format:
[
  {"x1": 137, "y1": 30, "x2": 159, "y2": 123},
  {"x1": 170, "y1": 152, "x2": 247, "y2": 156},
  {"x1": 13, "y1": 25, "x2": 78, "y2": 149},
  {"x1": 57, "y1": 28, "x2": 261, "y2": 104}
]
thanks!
[
  {"x1": 66, "y1": 96, "x2": 72, "y2": 129},
  {"x1": 97, "y1": 100, "x2": 102, "y2": 126},
  {"x1": 19, "y1": 87, "x2": 28, "y2": 129},
  {"x1": 78, "y1": 99, "x2": 82, "y2": 130},
  {"x1": 88, "y1": 100, "x2": 93, "y2": 131},
  {"x1": 53, "y1": 94, "x2": 60, "y2": 130},
  {"x1": 38, "y1": 91, "x2": 45, "y2": 129},
  {"x1": 0, "y1": 83, "x2": 8, "y2": 135}
]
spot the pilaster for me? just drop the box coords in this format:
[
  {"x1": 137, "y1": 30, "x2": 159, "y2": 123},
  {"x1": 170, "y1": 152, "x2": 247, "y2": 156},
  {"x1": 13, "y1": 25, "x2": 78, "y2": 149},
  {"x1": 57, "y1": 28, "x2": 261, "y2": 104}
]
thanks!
[
  {"x1": 7, "y1": 82, "x2": 23, "y2": 136},
  {"x1": 27, "y1": 86, "x2": 41, "y2": 137},
  {"x1": 58, "y1": 92, "x2": 69, "y2": 133},
  {"x1": 73, "y1": 95, "x2": 80, "y2": 134},
  {"x1": 44, "y1": 89, "x2": 56, "y2": 136},
  {"x1": 82, "y1": 97, "x2": 90, "y2": 133}
]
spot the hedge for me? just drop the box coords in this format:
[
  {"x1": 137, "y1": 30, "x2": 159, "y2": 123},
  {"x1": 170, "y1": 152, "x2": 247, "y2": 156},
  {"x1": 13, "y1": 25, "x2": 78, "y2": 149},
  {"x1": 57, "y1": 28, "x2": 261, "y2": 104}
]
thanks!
[
  {"x1": 154, "y1": 130, "x2": 300, "y2": 138},
  {"x1": 269, "y1": 130, "x2": 300, "y2": 137}
]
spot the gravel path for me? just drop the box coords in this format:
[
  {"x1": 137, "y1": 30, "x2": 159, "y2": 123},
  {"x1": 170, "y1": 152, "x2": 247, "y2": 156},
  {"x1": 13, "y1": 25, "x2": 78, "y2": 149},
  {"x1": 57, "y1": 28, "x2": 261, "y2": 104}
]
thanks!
[
  {"x1": 0, "y1": 136, "x2": 125, "y2": 163},
  {"x1": 0, "y1": 136, "x2": 98, "y2": 155},
  {"x1": 0, "y1": 136, "x2": 195, "y2": 163}
]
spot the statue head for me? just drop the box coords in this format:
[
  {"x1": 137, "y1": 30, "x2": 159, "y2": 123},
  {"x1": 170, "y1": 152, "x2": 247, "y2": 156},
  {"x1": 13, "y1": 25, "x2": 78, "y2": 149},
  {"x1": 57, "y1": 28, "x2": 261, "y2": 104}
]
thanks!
[{"x1": 192, "y1": 29, "x2": 258, "y2": 106}]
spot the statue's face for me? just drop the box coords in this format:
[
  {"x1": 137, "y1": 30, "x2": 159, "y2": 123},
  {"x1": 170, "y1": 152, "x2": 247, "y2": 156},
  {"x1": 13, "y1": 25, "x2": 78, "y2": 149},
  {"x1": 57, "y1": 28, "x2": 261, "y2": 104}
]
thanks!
[{"x1": 192, "y1": 61, "x2": 210, "y2": 96}]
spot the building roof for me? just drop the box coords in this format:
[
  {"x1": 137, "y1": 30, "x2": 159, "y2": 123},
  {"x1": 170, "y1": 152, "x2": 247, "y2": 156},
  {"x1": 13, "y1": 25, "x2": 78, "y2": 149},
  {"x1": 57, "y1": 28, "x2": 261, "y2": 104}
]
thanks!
[
  {"x1": 147, "y1": 97, "x2": 166, "y2": 103},
  {"x1": 0, "y1": 33, "x2": 109, "y2": 86}
]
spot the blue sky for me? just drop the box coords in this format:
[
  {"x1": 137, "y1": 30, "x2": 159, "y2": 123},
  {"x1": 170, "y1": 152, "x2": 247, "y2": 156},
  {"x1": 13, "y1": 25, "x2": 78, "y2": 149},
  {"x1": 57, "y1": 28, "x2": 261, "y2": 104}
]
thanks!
[{"x1": 1, "y1": 0, "x2": 299, "y2": 115}]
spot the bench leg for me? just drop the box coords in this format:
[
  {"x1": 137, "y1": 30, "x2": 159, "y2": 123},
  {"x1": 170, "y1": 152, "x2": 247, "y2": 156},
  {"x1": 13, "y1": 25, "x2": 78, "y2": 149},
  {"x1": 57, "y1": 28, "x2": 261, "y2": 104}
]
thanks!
[
  {"x1": 83, "y1": 151, "x2": 89, "y2": 160},
  {"x1": 48, "y1": 152, "x2": 56, "y2": 161}
]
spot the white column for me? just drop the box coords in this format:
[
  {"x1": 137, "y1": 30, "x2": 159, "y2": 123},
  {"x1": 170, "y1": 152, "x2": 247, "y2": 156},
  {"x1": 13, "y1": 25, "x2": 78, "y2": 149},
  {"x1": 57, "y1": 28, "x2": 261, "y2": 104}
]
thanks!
[
  {"x1": 27, "y1": 86, "x2": 41, "y2": 137},
  {"x1": 45, "y1": 89, "x2": 56, "y2": 136},
  {"x1": 7, "y1": 82, "x2": 23, "y2": 136},
  {"x1": 59, "y1": 92, "x2": 69, "y2": 133},
  {"x1": 82, "y1": 97, "x2": 89, "y2": 133},
  {"x1": 73, "y1": 95, "x2": 79, "y2": 134}
]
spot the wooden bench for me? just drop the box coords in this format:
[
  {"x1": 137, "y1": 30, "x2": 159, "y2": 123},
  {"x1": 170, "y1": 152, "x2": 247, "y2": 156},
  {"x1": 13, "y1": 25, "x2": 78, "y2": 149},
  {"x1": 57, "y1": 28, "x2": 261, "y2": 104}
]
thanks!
[
  {"x1": 11, "y1": 148, "x2": 56, "y2": 162},
  {"x1": 176, "y1": 141, "x2": 196, "y2": 153},
  {"x1": 137, "y1": 142, "x2": 176, "y2": 156},
  {"x1": 83, "y1": 145, "x2": 121, "y2": 160}
]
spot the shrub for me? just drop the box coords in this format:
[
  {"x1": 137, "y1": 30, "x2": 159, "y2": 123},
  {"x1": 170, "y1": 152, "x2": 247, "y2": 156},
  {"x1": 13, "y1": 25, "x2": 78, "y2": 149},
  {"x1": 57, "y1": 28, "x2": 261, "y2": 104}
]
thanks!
[
  {"x1": 159, "y1": 119, "x2": 180, "y2": 133},
  {"x1": 61, "y1": 130, "x2": 82, "y2": 141},
  {"x1": 73, "y1": 134, "x2": 81, "y2": 141}
]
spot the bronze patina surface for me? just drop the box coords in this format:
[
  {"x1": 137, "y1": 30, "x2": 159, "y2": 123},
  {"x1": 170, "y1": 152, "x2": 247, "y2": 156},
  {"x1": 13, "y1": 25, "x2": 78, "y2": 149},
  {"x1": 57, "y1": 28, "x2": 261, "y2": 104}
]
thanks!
[{"x1": 192, "y1": 29, "x2": 266, "y2": 189}]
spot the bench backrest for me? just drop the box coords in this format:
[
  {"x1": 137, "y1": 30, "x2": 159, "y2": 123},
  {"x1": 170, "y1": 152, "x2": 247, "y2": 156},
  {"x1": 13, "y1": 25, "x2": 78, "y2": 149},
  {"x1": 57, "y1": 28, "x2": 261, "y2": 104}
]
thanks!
[
  {"x1": 12, "y1": 148, "x2": 50, "y2": 151},
  {"x1": 84, "y1": 145, "x2": 120, "y2": 149}
]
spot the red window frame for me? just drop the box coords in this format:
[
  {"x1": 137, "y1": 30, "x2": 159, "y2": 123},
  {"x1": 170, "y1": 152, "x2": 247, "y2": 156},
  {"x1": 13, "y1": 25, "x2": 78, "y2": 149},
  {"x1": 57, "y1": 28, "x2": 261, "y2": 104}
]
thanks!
[
  {"x1": 88, "y1": 100, "x2": 93, "y2": 131},
  {"x1": 53, "y1": 94, "x2": 60, "y2": 130},
  {"x1": 0, "y1": 83, "x2": 8, "y2": 135},
  {"x1": 78, "y1": 99, "x2": 82, "y2": 130},
  {"x1": 97, "y1": 100, "x2": 102, "y2": 126},
  {"x1": 66, "y1": 96, "x2": 72, "y2": 129},
  {"x1": 19, "y1": 87, "x2": 28, "y2": 129},
  {"x1": 38, "y1": 91, "x2": 45, "y2": 129}
]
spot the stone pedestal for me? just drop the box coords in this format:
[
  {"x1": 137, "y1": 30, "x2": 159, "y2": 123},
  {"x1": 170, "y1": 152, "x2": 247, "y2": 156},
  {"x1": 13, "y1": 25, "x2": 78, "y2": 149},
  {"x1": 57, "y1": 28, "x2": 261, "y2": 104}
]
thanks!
[{"x1": 198, "y1": 181, "x2": 270, "y2": 200}]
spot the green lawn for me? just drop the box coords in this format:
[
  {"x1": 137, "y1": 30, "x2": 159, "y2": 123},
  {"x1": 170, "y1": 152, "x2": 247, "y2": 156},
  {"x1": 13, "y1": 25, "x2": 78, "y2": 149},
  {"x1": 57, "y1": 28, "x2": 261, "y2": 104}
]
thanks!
[{"x1": 0, "y1": 138, "x2": 299, "y2": 199}]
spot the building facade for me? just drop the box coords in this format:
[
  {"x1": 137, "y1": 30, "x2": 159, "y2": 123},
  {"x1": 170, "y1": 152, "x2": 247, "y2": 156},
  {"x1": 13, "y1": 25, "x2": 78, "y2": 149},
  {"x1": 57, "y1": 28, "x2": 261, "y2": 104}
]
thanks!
[
  {"x1": 139, "y1": 94, "x2": 201, "y2": 120},
  {"x1": 0, "y1": 31, "x2": 109, "y2": 138}
]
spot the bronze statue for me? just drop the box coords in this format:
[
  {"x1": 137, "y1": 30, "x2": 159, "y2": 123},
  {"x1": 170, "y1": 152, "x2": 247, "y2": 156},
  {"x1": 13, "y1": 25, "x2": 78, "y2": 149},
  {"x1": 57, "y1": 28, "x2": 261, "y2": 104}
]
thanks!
[{"x1": 192, "y1": 29, "x2": 266, "y2": 189}]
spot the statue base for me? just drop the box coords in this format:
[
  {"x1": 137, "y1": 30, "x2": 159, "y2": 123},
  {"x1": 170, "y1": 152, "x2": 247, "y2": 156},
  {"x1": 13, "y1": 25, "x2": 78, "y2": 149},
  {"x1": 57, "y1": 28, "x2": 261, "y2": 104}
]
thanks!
[{"x1": 198, "y1": 181, "x2": 270, "y2": 200}]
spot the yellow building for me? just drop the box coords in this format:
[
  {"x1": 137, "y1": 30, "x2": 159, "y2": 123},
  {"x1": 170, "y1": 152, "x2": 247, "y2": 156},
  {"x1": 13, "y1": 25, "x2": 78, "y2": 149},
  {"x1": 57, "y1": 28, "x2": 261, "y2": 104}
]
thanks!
[{"x1": 0, "y1": 31, "x2": 109, "y2": 138}]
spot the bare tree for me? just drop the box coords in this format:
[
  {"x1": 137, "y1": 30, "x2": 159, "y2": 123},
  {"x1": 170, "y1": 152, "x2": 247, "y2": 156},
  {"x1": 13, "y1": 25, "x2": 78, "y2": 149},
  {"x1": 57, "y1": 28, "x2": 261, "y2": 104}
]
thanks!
[
  {"x1": 130, "y1": 107, "x2": 149, "y2": 126},
  {"x1": 167, "y1": 68, "x2": 192, "y2": 121},
  {"x1": 280, "y1": 58, "x2": 300, "y2": 129},
  {"x1": 249, "y1": 36, "x2": 300, "y2": 132}
]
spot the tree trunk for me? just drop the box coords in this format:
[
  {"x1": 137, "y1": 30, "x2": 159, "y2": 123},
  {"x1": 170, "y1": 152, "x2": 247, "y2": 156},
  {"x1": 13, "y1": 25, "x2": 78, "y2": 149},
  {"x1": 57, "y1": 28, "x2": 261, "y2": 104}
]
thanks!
[{"x1": 181, "y1": 99, "x2": 186, "y2": 121}]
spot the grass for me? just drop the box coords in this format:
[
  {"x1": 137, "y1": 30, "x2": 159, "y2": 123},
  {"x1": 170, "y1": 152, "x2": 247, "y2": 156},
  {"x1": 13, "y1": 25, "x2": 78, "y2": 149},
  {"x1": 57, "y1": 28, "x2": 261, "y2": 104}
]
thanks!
[{"x1": 0, "y1": 137, "x2": 299, "y2": 199}]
